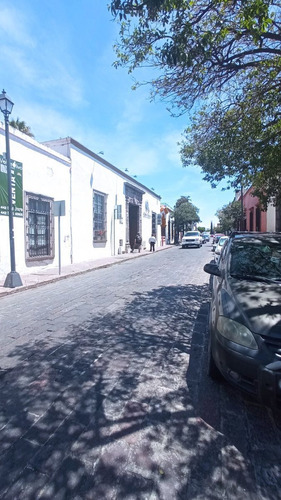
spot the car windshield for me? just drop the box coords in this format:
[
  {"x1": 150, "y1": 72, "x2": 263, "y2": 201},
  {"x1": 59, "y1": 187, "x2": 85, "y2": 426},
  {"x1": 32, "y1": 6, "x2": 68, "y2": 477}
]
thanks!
[
  {"x1": 218, "y1": 237, "x2": 228, "y2": 246},
  {"x1": 230, "y1": 236, "x2": 281, "y2": 281},
  {"x1": 184, "y1": 232, "x2": 199, "y2": 236}
]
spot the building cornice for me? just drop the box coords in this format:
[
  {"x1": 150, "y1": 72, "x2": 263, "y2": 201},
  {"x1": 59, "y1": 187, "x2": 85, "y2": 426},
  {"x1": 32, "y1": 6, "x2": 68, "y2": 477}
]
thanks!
[{"x1": 0, "y1": 123, "x2": 71, "y2": 167}]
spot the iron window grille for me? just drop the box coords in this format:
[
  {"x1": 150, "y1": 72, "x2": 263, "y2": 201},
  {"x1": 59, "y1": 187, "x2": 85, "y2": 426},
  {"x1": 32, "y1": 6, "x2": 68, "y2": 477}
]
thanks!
[
  {"x1": 152, "y1": 212, "x2": 157, "y2": 235},
  {"x1": 25, "y1": 193, "x2": 54, "y2": 259},
  {"x1": 93, "y1": 190, "x2": 107, "y2": 242}
]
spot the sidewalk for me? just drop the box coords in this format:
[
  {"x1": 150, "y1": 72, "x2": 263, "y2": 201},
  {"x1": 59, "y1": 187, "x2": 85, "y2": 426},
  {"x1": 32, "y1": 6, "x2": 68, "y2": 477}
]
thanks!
[{"x1": 0, "y1": 245, "x2": 172, "y2": 298}]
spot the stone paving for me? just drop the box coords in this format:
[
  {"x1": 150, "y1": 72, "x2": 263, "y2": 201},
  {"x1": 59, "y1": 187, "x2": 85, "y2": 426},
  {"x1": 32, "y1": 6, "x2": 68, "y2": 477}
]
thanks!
[
  {"x1": 0, "y1": 244, "x2": 280, "y2": 499},
  {"x1": 0, "y1": 245, "x2": 170, "y2": 298}
]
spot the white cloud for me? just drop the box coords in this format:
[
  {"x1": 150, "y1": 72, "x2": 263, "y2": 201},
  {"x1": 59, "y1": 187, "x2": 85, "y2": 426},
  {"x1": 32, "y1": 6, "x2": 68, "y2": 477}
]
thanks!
[
  {"x1": 0, "y1": 4, "x2": 84, "y2": 108},
  {"x1": 116, "y1": 101, "x2": 145, "y2": 134},
  {"x1": 113, "y1": 144, "x2": 160, "y2": 176},
  {"x1": 0, "y1": 5, "x2": 35, "y2": 47},
  {"x1": 155, "y1": 130, "x2": 183, "y2": 165},
  {"x1": 17, "y1": 102, "x2": 79, "y2": 142}
]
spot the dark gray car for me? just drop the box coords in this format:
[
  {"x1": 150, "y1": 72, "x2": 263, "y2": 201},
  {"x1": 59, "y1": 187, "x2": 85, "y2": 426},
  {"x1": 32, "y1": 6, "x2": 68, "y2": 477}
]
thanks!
[{"x1": 204, "y1": 232, "x2": 281, "y2": 409}]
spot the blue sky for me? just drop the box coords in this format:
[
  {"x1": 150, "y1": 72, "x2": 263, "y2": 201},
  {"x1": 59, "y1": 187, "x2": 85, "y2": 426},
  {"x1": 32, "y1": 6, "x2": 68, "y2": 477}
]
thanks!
[{"x1": 0, "y1": 0, "x2": 234, "y2": 228}]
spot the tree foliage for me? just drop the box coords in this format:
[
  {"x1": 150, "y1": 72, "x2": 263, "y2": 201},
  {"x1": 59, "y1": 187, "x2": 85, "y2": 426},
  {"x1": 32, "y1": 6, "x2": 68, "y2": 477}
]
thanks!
[
  {"x1": 181, "y1": 69, "x2": 281, "y2": 207},
  {"x1": 10, "y1": 117, "x2": 34, "y2": 138},
  {"x1": 109, "y1": 1, "x2": 281, "y2": 109},
  {"x1": 216, "y1": 199, "x2": 243, "y2": 233},
  {"x1": 174, "y1": 195, "x2": 191, "y2": 209},
  {"x1": 109, "y1": 1, "x2": 281, "y2": 204},
  {"x1": 173, "y1": 196, "x2": 200, "y2": 231}
]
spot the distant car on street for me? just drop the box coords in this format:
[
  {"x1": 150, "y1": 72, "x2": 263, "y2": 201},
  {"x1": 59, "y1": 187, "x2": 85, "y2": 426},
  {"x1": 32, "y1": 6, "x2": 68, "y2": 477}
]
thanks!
[
  {"x1": 181, "y1": 231, "x2": 202, "y2": 248},
  {"x1": 204, "y1": 231, "x2": 281, "y2": 409},
  {"x1": 201, "y1": 232, "x2": 210, "y2": 243}
]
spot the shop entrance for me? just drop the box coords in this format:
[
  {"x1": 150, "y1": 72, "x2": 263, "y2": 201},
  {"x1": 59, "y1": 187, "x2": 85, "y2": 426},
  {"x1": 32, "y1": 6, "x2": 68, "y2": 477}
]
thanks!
[{"x1": 129, "y1": 204, "x2": 139, "y2": 250}]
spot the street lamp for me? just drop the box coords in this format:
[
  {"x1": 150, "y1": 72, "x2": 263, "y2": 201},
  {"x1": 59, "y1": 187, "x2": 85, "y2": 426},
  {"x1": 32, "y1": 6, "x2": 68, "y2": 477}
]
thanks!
[{"x1": 0, "y1": 90, "x2": 22, "y2": 288}]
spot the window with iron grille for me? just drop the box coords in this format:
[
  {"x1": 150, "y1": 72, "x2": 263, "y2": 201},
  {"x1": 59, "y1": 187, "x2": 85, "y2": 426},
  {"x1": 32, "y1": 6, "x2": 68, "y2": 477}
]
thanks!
[
  {"x1": 25, "y1": 193, "x2": 54, "y2": 259},
  {"x1": 93, "y1": 190, "x2": 107, "y2": 242},
  {"x1": 152, "y1": 212, "x2": 156, "y2": 235}
]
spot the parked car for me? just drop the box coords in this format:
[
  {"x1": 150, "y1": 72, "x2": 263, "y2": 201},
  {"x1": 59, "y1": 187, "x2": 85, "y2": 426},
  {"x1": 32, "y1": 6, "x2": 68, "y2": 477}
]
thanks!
[
  {"x1": 212, "y1": 233, "x2": 225, "y2": 250},
  {"x1": 181, "y1": 231, "x2": 202, "y2": 248},
  {"x1": 214, "y1": 236, "x2": 229, "y2": 262},
  {"x1": 204, "y1": 231, "x2": 281, "y2": 409}
]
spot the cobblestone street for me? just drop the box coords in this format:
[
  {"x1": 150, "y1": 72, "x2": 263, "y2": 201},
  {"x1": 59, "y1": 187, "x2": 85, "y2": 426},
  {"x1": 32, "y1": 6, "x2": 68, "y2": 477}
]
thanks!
[{"x1": 0, "y1": 244, "x2": 280, "y2": 499}]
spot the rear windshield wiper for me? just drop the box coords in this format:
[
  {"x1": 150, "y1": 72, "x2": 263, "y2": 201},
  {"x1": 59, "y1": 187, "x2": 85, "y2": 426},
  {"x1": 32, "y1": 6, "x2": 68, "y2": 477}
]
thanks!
[{"x1": 230, "y1": 274, "x2": 281, "y2": 284}]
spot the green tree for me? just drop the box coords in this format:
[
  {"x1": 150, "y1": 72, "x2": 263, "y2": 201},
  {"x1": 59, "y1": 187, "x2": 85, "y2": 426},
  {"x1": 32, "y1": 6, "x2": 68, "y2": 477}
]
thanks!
[
  {"x1": 216, "y1": 200, "x2": 243, "y2": 233},
  {"x1": 10, "y1": 117, "x2": 34, "y2": 138},
  {"x1": 181, "y1": 73, "x2": 281, "y2": 207},
  {"x1": 109, "y1": 1, "x2": 280, "y2": 111},
  {"x1": 174, "y1": 195, "x2": 191, "y2": 209},
  {"x1": 173, "y1": 196, "x2": 200, "y2": 234},
  {"x1": 110, "y1": 1, "x2": 281, "y2": 202}
]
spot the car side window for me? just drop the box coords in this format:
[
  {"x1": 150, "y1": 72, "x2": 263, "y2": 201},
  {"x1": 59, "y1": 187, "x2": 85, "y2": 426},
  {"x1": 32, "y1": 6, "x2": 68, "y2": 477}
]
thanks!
[{"x1": 218, "y1": 239, "x2": 229, "y2": 267}]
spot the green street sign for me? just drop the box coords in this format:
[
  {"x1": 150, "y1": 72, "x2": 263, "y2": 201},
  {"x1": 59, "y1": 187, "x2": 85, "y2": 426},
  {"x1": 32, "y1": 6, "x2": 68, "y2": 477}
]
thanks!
[{"x1": 0, "y1": 154, "x2": 23, "y2": 217}]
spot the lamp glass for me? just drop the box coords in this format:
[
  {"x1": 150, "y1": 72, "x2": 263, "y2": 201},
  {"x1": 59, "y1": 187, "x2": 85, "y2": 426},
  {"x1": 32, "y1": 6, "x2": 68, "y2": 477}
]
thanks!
[{"x1": 0, "y1": 90, "x2": 14, "y2": 115}]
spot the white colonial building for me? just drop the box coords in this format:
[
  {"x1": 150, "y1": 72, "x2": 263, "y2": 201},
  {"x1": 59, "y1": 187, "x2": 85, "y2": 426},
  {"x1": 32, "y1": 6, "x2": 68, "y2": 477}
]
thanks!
[{"x1": 0, "y1": 125, "x2": 162, "y2": 284}]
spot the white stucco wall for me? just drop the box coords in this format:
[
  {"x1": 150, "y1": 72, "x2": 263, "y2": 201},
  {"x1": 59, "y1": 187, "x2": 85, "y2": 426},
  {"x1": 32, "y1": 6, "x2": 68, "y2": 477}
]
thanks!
[
  {"x1": 142, "y1": 194, "x2": 161, "y2": 249},
  {"x1": 69, "y1": 142, "x2": 161, "y2": 260},
  {"x1": 266, "y1": 203, "x2": 276, "y2": 232},
  {"x1": 69, "y1": 144, "x2": 128, "y2": 261},
  {"x1": 1, "y1": 130, "x2": 162, "y2": 284},
  {"x1": 0, "y1": 125, "x2": 71, "y2": 279},
  {"x1": 45, "y1": 138, "x2": 162, "y2": 261}
]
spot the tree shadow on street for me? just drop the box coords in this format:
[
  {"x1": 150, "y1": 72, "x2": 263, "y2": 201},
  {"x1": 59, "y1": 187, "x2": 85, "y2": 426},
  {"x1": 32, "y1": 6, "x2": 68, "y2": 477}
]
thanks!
[
  {"x1": 186, "y1": 286, "x2": 281, "y2": 500},
  {"x1": 0, "y1": 282, "x2": 280, "y2": 499}
]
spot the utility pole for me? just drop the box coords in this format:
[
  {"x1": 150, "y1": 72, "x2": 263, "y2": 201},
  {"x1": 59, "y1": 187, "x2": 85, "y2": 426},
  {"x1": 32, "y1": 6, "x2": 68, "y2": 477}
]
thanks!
[{"x1": 240, "y1": 184, "x2": 244, "y2": 231}]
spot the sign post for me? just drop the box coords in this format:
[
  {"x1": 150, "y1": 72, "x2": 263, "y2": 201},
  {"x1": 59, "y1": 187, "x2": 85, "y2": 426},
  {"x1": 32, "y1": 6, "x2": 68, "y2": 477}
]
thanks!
[{"x1": 54, "y1": 200, "x2": 65, "y2": 275}]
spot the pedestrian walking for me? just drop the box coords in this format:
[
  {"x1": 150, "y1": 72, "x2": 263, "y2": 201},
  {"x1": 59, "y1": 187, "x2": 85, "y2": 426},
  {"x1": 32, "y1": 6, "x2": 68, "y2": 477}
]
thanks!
[
  {"x1": 131, "y1": 232, "x2": 142, "y2": 253},
  {"x1": 149, "y1": 234, "x2": 156, "y2": 252}
]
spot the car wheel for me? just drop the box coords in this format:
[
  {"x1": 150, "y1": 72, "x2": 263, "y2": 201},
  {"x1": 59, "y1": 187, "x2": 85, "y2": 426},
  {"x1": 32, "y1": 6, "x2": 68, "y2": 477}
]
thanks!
[{"x1": 207, "y1": 334, "x2": 222, "y2": 380}]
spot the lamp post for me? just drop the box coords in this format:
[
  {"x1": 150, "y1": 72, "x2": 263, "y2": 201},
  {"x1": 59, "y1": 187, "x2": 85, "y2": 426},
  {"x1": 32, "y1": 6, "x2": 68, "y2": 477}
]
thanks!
[{"x1": 0, "y1": 90, "x2": 22, "y2": 288}]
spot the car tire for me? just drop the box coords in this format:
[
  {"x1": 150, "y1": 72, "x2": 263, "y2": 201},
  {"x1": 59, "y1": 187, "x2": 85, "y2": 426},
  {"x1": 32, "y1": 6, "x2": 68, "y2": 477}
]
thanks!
[{"x1": 207, "y1": 335, "x2": 222, "y2": 380}]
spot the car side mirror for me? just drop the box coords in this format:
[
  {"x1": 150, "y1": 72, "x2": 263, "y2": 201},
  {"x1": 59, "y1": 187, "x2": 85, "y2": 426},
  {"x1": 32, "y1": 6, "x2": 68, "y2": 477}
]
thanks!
[{"x1": 204, "y1": 262, "x2": 221, "y2": 277}]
